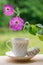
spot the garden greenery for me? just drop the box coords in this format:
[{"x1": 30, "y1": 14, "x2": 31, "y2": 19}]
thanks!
[
  {"x1": 0, "y1": 2, "x2": 43, "y2": 41},
  {"x1": 0, "y1": 0, "x2": 43, "y2": 27}
]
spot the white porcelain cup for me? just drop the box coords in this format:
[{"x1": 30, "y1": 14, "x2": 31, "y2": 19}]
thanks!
[{"x1": 6, "y1": 38, "x2": 29, "y2": 57}]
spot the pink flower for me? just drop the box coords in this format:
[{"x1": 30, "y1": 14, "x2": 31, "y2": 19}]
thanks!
[
  {"x1": 9, "y1": 16, "x2": 24, "y2": 31},
  {"x1": 4, "y1": 4, "x2": 14, "y2": 16}
]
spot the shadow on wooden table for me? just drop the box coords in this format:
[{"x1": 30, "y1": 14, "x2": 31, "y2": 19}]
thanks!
[{"x1": 7, "y1": 58, "x2": 36, "y2": 64}]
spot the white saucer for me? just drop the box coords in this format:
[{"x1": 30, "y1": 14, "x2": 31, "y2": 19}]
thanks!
[{"x1": 6, "y1": 51, "x2": 32, "y2": 60}]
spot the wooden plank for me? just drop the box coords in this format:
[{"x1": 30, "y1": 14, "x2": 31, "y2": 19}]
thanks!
[{"x1": 0, "y1": 54, "x2": 43, "y2": 65}]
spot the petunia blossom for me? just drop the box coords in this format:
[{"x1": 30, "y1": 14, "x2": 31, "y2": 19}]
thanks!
[
  {"x1": 9, "y1": 16, "x2": 24, "y2": 31},
  {"x1": 4, "y1": 4, "x2": 14, "y2": 16}
]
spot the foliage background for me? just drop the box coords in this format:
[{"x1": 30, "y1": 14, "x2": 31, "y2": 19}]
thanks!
[
  {"x1": 0, "y1": 0, "x2": 43, "y2": 27},
  {"x1": 0, "y1": 0, "x2": 43, "y2": 55}
]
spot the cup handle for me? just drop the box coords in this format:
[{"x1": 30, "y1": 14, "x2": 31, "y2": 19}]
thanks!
[{"x1": 6, "y1": 40, "x2": 12, "y2": 50}]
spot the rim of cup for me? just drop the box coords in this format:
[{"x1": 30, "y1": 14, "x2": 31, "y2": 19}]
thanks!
[{"x1": 11, "y1": 38, "x2": 29, "y2": 41}]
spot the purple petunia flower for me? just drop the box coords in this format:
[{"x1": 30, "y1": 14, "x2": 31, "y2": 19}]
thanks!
[
  {"x1": 4, "y1": 4, "x2": 14, "y2": 16},
  {"x1": 9, "y1": 16, "x2": 24, "y2": 31}
]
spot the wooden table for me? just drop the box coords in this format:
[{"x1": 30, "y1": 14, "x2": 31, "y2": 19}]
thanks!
[{"x1": 0, "y1": 54, "x2": 43, "y2": 65}]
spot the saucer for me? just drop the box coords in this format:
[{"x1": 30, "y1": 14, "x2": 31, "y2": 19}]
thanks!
[{"x1": 6, "y1": 51, "x2": 32, "y2": 60}]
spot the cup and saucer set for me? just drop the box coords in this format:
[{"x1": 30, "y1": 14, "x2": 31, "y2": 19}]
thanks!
[{"x1": 6, "y1": 38, "x2": 40, "y2": 61}]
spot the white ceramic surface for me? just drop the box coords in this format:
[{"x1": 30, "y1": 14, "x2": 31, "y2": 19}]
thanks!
[
  {"x1": 6, "y1": 38, "x2": 29, "y2": 57},
  {"x1": 6, "y1": 51, "x2": 32, "y2": 60}
]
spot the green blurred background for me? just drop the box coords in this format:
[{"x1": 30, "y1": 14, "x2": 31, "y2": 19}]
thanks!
[
  {"x1": 0, "y1": 0, "x2": 43, "y2": 27},
  {"x1": 0, "y1": 0, "x2": 43, "y2": 55}
]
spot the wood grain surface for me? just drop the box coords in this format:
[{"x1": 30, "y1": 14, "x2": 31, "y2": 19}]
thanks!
[{"x1": 0, "y1": 54, "x2": 43, "y2": 65}]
